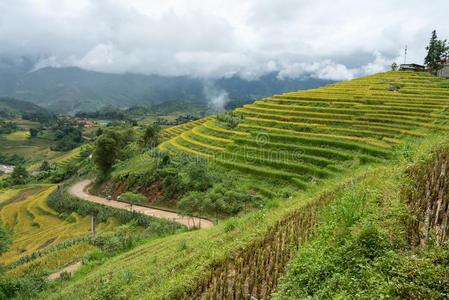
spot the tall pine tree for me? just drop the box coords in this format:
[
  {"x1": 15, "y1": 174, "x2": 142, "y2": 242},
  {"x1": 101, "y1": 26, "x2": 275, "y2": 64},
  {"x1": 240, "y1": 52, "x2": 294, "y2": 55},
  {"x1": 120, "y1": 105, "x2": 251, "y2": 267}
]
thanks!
[{"x1": 424, "y1": 30, "x2": 449, "y2": 73}]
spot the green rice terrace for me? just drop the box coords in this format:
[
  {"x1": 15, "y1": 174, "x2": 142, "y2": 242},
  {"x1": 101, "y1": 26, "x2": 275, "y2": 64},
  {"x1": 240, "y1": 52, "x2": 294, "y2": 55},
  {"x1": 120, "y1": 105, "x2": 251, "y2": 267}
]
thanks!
[
  {"x1": 33, "y1": 71, "x2": 449, "y2": 300},
  {"x1": 160, "y1": 71, "x2": 449, "y2": 188}
]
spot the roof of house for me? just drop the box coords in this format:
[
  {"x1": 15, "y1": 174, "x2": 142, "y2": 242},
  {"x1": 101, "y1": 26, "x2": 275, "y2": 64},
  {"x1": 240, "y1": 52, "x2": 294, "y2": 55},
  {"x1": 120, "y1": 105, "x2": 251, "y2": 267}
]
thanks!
[{"x1": 400, "y1": 63, "x2": 425, "y2": 68}]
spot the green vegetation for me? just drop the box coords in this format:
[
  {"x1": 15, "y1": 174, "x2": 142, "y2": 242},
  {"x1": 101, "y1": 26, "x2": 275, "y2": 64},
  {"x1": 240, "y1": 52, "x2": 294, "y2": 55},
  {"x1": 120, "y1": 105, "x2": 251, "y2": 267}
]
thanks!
[
  {"x1": 119, "y1": 192, "x2": 147, "y2": 205},
  {"x1": 0, "y1": 222, "x2": 11, "y2": 255},
  {"x1": 93, "y1": 127, "x2": 135, "y2": 173},
  {"x1": 140, "y1": 123, "x2": 161, "y2": 149},
  {"x1": 108, "y1": 151, "x2": 265, "y2": 217},
  {"x1": 0, "y1": 98, "x2": 54, "y2": 123},
  {"x1": 275, "y1": 136, "x2": 449, "y2": 299},
  {"x1": 9, "y1": 164, "x2": 29, "y2": 185},
  {"x1": 425, "y1": 30, "x2": 449, "y2": 73},
  {"x1": 50, "y1": 126, "x2": 83, "y2": 152},
  {"x1": 0, "y1": 121, "x2": 17, "y2": 134},
  {"x1": 37, "y1": 133, "x2": 449, "y2": 300},
  {"x1": 159, "y1": 117, "x2": 210, "y2": 141},
  {"x1": 47, "y1": 191, "x2": 183, "y2": 233}
]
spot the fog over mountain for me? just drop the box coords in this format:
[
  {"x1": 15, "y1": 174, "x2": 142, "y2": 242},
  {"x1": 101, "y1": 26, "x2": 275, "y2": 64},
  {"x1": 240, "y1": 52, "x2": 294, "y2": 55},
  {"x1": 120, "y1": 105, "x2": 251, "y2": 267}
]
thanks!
[
  {"x1": 0, "y1": 0, "x2": 448, "y2": 112},
  {"x1": 0, "y1": 58, "x2": 332, "y2": 113}
]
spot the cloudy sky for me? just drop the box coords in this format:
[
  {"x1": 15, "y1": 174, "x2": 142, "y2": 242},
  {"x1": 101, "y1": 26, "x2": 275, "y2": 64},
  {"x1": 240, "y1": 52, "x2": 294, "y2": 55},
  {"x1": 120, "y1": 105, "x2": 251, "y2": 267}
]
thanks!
[{"x1": 0, "y1": 0, "x2": 448, "y2": 80}]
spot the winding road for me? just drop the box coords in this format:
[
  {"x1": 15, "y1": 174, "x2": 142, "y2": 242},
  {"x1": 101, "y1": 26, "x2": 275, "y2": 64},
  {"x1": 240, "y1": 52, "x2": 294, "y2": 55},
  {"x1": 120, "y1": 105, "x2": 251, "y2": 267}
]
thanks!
[{"x1": 68, "y1": 180, "x2": 214, "y2": 229}]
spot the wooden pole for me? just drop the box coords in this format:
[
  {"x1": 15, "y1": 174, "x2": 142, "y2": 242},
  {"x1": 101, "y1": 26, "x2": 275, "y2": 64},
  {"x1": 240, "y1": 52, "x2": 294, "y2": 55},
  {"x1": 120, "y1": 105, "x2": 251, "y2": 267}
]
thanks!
[{"x1": 91, "y1": 214, "x2": 97, "y2": 242}]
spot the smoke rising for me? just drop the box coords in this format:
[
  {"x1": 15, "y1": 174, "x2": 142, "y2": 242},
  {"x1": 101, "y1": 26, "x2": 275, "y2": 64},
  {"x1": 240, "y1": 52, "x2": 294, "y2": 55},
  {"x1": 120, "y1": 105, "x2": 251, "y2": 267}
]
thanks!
[{"x1": 203, "y1": 81, "x2": 230, "y2": 112}]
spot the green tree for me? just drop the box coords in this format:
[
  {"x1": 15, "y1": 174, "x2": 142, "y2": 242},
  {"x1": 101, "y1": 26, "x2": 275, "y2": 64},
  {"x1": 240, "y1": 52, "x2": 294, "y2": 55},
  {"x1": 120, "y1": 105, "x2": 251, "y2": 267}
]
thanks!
[
  {"x1": 141, "y1": 124, "x2": 161, "y2": 149},
  {"x1": 10, "y1": 164, "x2": 29, "y2": 185},
  {"x1": 391, "y1": 62, "x2": 398, "y2": 71},
  {"x1": 29, "y1": 128, "x2": 39, "y2": 138},
  {"x1": 39, "y1": 160, "x2": 51, "y2": 171},
  {"x1": 93, "y1": 135, "x2": 119, "y2": 173},
  {"x1": 0, "y1": 222, "x2": 11, "y2": 255},
  {"x1": 93, "y1": 128, "x2": 134, "y2": 173},
  {"x1": 95, "y1": 127, "x2": 103, "y2": 137},
  {"x1": 424, "y1": 30, "x2": 449, "y2": 72},
  {"x1": 178, "y1": 191, "x2": 204, "y2": 216},
  {"x1": 184, "y1": 162, "x2": 212, "y2": 191}
]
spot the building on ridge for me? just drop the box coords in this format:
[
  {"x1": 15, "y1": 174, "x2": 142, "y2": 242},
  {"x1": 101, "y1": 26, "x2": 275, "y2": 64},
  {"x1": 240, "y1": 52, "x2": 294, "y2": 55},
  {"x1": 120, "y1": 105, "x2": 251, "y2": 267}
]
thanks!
[{"x1": 399, "y1": 63, "x2": 426, "y2": 71}]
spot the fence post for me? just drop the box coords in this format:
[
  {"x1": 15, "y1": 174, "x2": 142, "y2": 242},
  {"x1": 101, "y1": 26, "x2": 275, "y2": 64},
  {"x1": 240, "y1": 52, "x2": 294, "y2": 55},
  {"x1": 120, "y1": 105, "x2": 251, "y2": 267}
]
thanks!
[{"x1": 91, "y1": 214, "x2": 97, "y2": 242}]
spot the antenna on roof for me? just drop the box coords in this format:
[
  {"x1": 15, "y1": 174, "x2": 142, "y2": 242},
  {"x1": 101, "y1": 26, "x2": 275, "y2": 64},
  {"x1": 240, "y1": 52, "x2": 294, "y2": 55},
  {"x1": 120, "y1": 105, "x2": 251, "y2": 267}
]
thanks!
[{"x1": 404, "y1": 45, "x2": 408, "y2": 64}]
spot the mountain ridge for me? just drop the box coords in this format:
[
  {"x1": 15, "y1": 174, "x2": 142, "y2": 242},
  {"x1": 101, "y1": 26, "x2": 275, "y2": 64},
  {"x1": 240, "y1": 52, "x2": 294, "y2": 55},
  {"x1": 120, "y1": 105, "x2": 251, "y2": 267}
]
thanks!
[{"x1": 0, "y1": 61, "x2": 333, "y2": 113}]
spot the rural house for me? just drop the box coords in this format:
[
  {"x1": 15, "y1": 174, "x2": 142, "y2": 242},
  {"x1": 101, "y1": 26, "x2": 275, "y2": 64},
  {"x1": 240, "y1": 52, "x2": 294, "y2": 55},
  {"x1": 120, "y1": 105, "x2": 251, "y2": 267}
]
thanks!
[{"x1": 399, "y1": 63, "x2": 426, "y2": 71}]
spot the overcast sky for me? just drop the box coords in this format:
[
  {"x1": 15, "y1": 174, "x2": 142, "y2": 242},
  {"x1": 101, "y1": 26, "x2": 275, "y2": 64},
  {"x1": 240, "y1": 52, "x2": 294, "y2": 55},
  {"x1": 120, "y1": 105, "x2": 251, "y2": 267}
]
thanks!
[{"x1": 0, "y1": 0, "x2": 448, "y2": 80}]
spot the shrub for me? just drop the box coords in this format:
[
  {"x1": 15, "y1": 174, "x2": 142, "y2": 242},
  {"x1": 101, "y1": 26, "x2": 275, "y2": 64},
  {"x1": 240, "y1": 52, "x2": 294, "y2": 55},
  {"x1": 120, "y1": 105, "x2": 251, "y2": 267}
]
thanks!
[
  {"x1": 120, "y1": 192, "x2": 147, "y2": 205},
  {"x1": 10, "y1": 164, "x2": 29, "y2": 185},
  {"x1": 178, "y1": 183, "x2": 262, "y2": 218},
  {"x1": 0, "y1": 273, "x2": 47, "y2": 299},
  {"x1": 0, "y1": 222, "x2": 11, "y2": 255},
  {"x1": 216, "y1": 112, "x2": 244, "y2": 129},
  {"x1": 94, "y1": 227, "x2": 135, "y2": 254}
]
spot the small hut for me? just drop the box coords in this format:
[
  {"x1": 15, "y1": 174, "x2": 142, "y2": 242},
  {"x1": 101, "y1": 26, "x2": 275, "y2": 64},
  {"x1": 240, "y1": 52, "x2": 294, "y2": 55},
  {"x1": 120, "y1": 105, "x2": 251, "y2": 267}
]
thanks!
[{"x1": 399, "y1": 63, "x2": 426, "y2": 71}]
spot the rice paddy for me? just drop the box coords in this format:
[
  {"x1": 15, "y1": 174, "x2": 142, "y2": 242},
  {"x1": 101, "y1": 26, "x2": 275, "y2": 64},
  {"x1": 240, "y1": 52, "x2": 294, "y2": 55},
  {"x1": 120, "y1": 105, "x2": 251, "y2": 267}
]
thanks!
[
  {"x1": 160, "y1": 71, "x2": 449, "y2": 188},
  {"x1": 0, "y1": 185, "x2": 117, "y2": 267}
]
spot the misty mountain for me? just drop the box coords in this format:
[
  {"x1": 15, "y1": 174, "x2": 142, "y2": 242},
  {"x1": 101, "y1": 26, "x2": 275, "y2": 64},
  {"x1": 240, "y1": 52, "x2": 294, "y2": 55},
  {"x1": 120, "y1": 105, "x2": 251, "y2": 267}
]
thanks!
[
  {"x1": 0, "y1": 97, "x2": 53, "y2": 121},
  {"x1": 0, "y1": 59, "x2": 334, "y2": 114}
]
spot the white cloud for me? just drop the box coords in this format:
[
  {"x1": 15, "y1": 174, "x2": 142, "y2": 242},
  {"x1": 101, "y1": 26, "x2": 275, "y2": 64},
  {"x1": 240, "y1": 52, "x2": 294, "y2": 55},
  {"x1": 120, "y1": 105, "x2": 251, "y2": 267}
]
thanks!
[{"x1": 1, "y1": 0, "x2": 448, "y2": 80}]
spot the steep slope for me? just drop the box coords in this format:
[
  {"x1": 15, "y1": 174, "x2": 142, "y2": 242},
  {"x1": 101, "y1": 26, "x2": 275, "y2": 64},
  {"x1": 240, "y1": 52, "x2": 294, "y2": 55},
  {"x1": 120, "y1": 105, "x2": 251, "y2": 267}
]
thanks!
[
  {"x1": 161, "y1": 71, "x2": 449, "y2": 188},
  {"x1": 0, "y1": 185, "x2": 116, "y2": 267},
  {"x1": 39, "y1": 71, "x2": 449, "y2": 299}
]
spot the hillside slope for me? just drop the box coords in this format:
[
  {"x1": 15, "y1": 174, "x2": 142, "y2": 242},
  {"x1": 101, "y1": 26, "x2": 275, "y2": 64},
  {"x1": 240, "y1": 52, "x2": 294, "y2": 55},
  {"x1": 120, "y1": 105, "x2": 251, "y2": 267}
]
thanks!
[
  {"x1": 39, "y1": 71, "x2": 449, "y2": 299},
  {"x1": 161, "y1": 71, "x2": 449, "y2": 188},
  {"x1": 0, "y1": 185, "x2": 116, "y2": 273},
  {"x1": 0, "y1": 97, "x2": 53, "y2": 120}
]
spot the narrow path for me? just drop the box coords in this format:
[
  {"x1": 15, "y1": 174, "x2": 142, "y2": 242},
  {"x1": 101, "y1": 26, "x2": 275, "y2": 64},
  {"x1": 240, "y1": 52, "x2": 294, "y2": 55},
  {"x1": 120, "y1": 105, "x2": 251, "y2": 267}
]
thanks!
[
  {"x1": 48, "y1": 261, "x2": 81, "y2": 281},
  {"x1": 68, "y1": 180, "x2": 214, "y2": 229}
]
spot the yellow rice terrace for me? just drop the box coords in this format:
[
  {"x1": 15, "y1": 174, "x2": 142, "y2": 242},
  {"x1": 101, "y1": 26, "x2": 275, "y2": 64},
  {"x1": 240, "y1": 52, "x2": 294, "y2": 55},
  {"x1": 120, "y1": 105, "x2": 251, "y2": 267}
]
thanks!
[{"x1": 161, "y1": 71, "x2": 449, "y2": 188}]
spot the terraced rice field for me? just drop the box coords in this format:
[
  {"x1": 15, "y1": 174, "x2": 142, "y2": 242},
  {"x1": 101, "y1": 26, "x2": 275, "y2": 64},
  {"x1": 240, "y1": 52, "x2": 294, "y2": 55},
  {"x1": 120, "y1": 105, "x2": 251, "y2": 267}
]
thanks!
[
  {"x1": 50, "y1": 147, "x2": 82, "y2": 165},
  {"x1": 0, "y1": 132, "x2": 58, "y2": 161},
  {"x1": 160, "y1": 71, "x2": 449, "y2": 188},
  {"x1": 0, "y1": 185, "x2": 117, "y2": 266},
  {"x1": 160, "y1": 118, "x2": 211, "y2": 141}
]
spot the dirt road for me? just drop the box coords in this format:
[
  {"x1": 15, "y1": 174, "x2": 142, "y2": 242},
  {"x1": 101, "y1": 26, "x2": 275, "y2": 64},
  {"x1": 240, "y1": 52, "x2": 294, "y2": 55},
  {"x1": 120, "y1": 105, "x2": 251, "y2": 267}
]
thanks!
[
  {"x1": 48, "y1": 262, "x2": 82, "y2": 281},
  {"x1": 68, "y1": 180, "x2": 214, "y2": 229}
]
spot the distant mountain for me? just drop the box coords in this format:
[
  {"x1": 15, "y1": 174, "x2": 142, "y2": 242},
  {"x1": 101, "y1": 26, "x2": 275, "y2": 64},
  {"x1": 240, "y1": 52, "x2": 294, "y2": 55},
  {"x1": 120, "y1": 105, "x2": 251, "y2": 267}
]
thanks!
[
  {"x1": 0, "y1": 97, "x2": 53, "y2": 121},
  {"x1": 0, "y1": 59, "x2": 334, "y2": 114}
]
